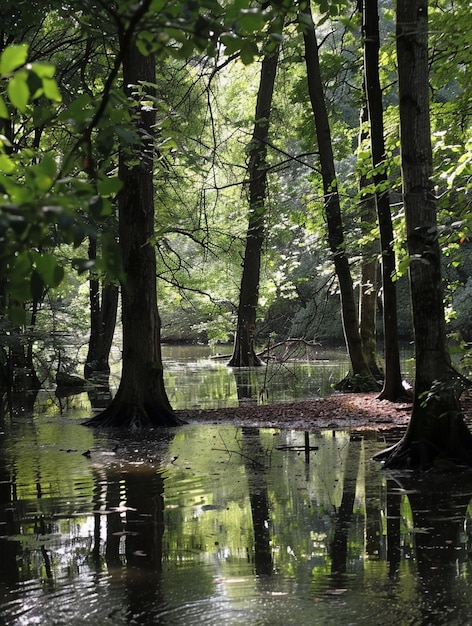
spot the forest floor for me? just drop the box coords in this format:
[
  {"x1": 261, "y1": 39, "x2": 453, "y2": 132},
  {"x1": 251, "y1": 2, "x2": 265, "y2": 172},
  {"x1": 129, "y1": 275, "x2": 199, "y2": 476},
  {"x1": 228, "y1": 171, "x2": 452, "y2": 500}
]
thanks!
[{"x1": 178, "y1": 392, "x2": 472, "y2": 437}]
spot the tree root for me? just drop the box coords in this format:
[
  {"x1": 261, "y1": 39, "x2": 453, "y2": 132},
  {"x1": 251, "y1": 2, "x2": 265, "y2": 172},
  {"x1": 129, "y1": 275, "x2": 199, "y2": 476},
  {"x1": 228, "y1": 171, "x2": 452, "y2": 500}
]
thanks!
[{"x1": 85, "y1": 401, "x2": 186, "y2": 428}]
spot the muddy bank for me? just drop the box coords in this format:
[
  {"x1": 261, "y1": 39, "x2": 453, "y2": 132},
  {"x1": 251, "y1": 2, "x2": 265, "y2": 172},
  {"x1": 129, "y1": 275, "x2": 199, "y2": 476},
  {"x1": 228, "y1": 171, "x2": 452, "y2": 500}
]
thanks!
[{"x1": 178, "y1": 392, "x2": 472, "y2": 435}]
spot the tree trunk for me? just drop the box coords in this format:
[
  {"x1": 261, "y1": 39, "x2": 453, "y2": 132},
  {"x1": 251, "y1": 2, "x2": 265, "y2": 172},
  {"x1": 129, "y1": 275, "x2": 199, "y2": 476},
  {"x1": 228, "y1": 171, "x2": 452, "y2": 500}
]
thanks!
[
  {"x1": 358, "y1": 192, "x2": 382, "y2": 377},
  {"x1": 375, "y1": 0, "x2": 472, "y2": 468},
  {"x1": 228, "y1": 44, "x2": 280, "y2": 367},
  {"x1": 84, "y1": 236, "x2": 101, "y2": 376},
  {"x1": 363, "y1": 0, "x2": 404, "y2": 401},
  {"x1": 300, "y1": 0, "x2": 378, "y2": 391},
  {"x1": 358, "y1": 106, "x2": 383, "y2": 379},
  {"x1": 87, "y1": 44, "x2": 182, "y2": 428},
  {"x1": 84, "y1": 235, "x2": 119, "y2": 379}
]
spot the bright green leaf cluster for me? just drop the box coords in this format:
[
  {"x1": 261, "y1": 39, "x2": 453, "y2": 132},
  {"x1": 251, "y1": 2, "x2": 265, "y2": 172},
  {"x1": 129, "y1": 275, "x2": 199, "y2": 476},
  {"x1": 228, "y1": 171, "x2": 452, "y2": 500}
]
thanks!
[{"x1": 0, "y1": 44, "x2": 61, "y2": 118}]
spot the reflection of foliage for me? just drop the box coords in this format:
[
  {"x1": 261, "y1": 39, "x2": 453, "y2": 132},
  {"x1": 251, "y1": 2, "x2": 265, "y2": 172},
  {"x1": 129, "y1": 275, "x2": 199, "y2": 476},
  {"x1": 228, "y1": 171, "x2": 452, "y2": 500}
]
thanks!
[{"x1": 6, "y1": 418, "x2": 472, "y2": 618}]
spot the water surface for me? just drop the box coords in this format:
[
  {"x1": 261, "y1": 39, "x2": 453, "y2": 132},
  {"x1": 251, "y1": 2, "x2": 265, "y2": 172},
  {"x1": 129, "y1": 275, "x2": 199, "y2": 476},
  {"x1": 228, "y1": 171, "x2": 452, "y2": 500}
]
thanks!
[{"x1": 1, "y1": 403, "x2": 471, "y2": 625}]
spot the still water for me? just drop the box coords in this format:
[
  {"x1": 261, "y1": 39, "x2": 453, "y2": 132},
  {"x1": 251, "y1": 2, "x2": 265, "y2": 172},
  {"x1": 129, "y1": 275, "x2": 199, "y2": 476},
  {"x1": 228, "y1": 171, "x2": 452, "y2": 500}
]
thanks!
[
  {"x1": 1, "y1": 416, "x2": 472, "y2": 626},
  {"x1": 2, "y1": 347, "x2": 469, "y2": 626},
  {"x1": 161, "y1": 345, "x2": 352, "y2": 410}
]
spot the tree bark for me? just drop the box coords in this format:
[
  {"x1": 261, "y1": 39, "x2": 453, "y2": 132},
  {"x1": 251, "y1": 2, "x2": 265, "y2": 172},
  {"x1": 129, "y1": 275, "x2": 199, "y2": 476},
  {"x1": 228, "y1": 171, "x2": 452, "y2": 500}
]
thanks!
[
  {"x1": 375, "y1": 0, "x2": 472, "y2": 468},
  {"x1": 84, "y1": 234, "x2": 119, "y2": 379},
  {"x1": 358, "y1": 192, "x2": 382, "y2": 377},
  {"x1": 300, "y1": 0, "x2": 378, "y2": 390},
  {"x1": 358, "y1": 106, "x2": 383, "y2": 379},
  {"x1": 229, "y1": 44, "x2": 280, "y2": 367},
  {"x1": 87, "y1": 44, "x2": 182, "y2": 428},
  {"x1": 363, "y1": 0, "x2": 404, "y2": 400}
]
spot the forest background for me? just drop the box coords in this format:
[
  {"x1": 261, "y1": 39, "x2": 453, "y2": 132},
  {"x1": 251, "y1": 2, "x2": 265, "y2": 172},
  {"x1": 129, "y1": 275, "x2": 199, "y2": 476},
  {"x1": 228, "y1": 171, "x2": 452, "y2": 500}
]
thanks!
[{"x1": 1, "y1": 0, "x2": 472, "y2": 462}]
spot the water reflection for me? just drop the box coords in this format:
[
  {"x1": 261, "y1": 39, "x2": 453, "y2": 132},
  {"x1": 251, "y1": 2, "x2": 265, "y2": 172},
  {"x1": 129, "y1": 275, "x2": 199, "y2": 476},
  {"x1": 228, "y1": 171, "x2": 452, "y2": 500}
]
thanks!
[
  {"x1": 161, "y1": 346, "x2": 351, "y2": 409},
  {"x1": 0, "y1": 419, "x2": 472, "y2": 624}
]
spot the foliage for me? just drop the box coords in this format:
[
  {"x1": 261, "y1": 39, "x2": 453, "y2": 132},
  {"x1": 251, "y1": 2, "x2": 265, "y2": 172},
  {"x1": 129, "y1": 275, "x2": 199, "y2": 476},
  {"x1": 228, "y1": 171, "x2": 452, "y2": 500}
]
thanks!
[{"x1": 2, "y1": 0, "x2": 472, "y2": 369}]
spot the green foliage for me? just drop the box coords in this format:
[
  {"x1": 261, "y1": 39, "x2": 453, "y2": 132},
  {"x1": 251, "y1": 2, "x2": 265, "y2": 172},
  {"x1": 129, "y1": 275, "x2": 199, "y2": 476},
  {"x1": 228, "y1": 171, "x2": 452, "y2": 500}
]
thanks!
[{"x1": 1, "y1": 0, "x2": 472, "y2": 355}]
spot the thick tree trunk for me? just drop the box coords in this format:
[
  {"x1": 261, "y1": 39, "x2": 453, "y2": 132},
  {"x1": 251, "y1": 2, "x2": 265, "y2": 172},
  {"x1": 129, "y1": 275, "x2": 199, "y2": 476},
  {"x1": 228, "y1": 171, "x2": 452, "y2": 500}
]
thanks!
[
  {"x1": 229, "y1": 45, "x2": 280, "y2": 367},
  {"x1": 87, "y1": 45, "x2": 182, "y2": 428},
  {"x1": 363, "y1": 0, "x2": 404, "y2": 401},
  {"x1": 375, "y1": 0, "x2": 472, "y2": 468},
  {"x1": 300, "y1": 0, "x2": 378, "y2": 391}
]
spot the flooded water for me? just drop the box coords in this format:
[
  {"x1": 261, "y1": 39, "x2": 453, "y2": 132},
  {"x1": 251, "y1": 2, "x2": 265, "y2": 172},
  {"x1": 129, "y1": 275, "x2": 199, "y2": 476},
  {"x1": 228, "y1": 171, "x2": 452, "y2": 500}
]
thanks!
[
  {"x1": 1, "y1": 404, "x2": 472, "y2": 625},
  {"x1": 3, "y1": 347, "x2": 468, "y2": 625},
  {"x1": 163, "y1": 344, "x2": 354, "y2": 409}
]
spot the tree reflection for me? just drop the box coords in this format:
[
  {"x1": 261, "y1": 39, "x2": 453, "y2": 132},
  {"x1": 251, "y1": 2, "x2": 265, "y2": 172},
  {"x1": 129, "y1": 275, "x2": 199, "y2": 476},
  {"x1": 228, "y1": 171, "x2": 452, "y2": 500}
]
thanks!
[
  {"x1": 87, "y1": 375, "x2": 113, "y2": 412},
  {"x1": 93, "y1": 464, "x2": 166, "y2": 624},
  {"x1": 330, "y1": 435, "x2": 361, "y2": 581},
  {"x1": 386, "y1": 472, "x2": 472, "y2": 623},
  {"x1": 241, "y1": 427, "x2": 273, "y2": 575},
  {"x1": 0, "y1": 453, "x2": 19, "y2": 586},
  {"x1": 233, "y1": 368, "x2": 259, "y2": 406},
  {"x1": 385, "y1": 478, "x2": 402, "y2": 578},
  {"x1": 3, "y1": 420, "x2": 472, "y2": 623}
]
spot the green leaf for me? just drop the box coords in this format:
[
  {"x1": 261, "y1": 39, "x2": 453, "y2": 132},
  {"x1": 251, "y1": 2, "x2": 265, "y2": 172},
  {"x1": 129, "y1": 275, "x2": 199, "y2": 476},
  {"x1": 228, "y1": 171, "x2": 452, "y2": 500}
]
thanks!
[
  {"x1": 8, "y1": 252, "x2": 32, "y2": 302},
  {"x1": 72, "y1": 258, "x2": 95, "y2": 274},
  {"x1": 58, "y1": 94, "x2": 93, "y2": 125},
  {"x1": 30, "y1": 268, "x2": 45, "y2": 301},
  {"x1": 99, "y1": 231, "x2": 124, "y2": 281},
  {"x1": 42, "y1": 77, "x2": 62, "y2": 102},
  {"x1": 0, "y1": 96, "x2": 8, "y2": 119},
  {"x1": 29, "y1": 62, "x2": 55, "y2": 79},
  {"x1": 89, "y1": 195, "x2": 104, "y2": 219},
  {"x1": 97, "y1": 176, "x2": 122, "y2": 197},
  {"x1": 0, "y1": 44, "x2": 28, "y2": 75},
  {"x1": 26, "y1": 70, "x2": 42, "y2": 99},
  {"x1": 34, "y1": 253, "x2": 64, "y2": 288},
  {"x1": 0, "y1": 154, "x2": 15, "y2": 174},
  {"x1": 220, "y1": 33, "x2": 242, "y2": 56},
  {"x1": 10, "y1": 305, "x2": 26, "y2": 326},
  {"x1": 28, "y1": 155, "x2": 56, "y2": 192},
  {"x1": 33, "y1": 105, "x2": 52, "y2": 127},
  {"x1": 38, "y1": 153, "x2": 57, "y2": 179},
  {"x1": 239, "y1": 8, "x2": 264, "y2": 33},
  {"x1": 239, "y1": 40, "x2": 259, "y2": 65},
  {"x1": 7, "y1": 72, "x2": 29, "y2": 112}
]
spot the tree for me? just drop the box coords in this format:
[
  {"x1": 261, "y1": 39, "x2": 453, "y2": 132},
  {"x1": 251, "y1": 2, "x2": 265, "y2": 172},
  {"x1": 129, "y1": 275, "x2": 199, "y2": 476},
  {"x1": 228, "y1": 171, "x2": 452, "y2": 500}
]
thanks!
[
  {"x1": 375, "y1": 0, "x2": 472, "y2": 469},
  {"x1": 357, "y1": 104, "x2": 383, "y2": 379},
  {"x1": 87, "y1": 34, "x2": 183, "y2": 427},
  {"x1": 300, "y1": 0, "x2": 379, "y2": 391},
  {"x1": 0, "y1": 39, "x2": 71, "y2": 400},
  {"x1": 228, "y1": 41, "x2": 281, "y2": 367},
  {"x1": 84, "y1": 232, "x2": 118, "y2": 379},
  {"x1": 362, "y1": 0, "x2": 404, "y2": 400}
]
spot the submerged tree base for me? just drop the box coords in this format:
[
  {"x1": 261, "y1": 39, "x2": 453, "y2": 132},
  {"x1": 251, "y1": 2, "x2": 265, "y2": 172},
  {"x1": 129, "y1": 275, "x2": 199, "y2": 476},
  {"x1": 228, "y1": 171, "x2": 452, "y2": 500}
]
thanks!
[
  {"x1": 85, "y1": 399, "x2": 186, "y2": 429},
  {"x1": 335, "y1": 373, "x2": 382, "y2": 393},
  {"x1": 374, "y1": 409, "x2": 472, "y2": 471}
]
